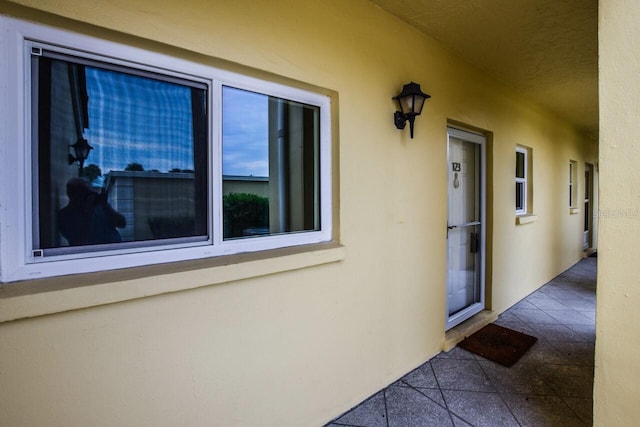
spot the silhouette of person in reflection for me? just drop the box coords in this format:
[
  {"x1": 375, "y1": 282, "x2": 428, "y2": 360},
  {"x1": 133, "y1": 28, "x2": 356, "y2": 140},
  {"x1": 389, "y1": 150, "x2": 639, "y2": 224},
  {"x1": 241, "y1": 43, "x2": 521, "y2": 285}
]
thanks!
[{"x1": 58, "y1": 177, "x2": 126, "y2": 246}]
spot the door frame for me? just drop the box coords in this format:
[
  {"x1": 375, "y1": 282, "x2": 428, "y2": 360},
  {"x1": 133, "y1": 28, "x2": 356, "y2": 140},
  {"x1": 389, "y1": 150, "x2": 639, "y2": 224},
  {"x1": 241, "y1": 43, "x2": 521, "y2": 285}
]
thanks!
[
  {"x1": 584, "y1": 163, "x2": 593, "y2": 250},
  {"x1": 445, "y1": 127, "x2": 487, "y2": 330}
]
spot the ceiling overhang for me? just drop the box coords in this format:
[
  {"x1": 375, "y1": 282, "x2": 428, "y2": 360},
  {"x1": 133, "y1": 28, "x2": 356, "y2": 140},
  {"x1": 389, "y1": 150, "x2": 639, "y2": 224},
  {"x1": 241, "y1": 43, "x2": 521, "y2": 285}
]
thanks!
[{"x1": 370, "y1": 0, "x2": 599, "y2": 138}]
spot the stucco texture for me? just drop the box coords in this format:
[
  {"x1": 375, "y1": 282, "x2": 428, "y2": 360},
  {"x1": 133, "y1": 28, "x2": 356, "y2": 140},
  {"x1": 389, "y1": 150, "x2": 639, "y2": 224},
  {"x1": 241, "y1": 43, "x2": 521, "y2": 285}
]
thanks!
[
  {"x1": 0, "y1": 0, "x2": 597, "y2": 425},
  {"x1": 595, "y1": 0, "x2": 640, "y2": 425}
]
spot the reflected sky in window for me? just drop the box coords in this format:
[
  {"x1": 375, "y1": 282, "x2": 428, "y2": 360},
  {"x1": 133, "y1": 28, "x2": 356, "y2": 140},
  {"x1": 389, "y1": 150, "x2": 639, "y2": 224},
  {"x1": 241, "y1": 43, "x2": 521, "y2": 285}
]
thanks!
[
  {"x1": 84, "y1": 68, "x2": 195, "y2": 173},
  {"x1": 222, "y1": 87, "x2": 268, "y2": 177},
  {"x1": 82, "y1": 69, "x2": 269, "y2": 178}
]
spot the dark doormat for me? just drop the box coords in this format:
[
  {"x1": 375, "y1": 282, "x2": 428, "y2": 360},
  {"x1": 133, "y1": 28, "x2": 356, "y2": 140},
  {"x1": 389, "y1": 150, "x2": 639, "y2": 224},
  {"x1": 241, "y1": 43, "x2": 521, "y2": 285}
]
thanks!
[{"x1": 458, "y1": 323, "x2": 537, "y2": 367}]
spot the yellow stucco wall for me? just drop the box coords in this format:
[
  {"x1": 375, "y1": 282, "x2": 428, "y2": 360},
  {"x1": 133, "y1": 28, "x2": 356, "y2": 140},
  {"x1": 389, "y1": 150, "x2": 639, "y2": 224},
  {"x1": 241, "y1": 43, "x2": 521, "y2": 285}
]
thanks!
[
  {"x1": 595, "y1": 0, "x2": 640, "y2": 424},
  {"x1": 0, "y1": 1, "x2": 597, "y2": 425}
]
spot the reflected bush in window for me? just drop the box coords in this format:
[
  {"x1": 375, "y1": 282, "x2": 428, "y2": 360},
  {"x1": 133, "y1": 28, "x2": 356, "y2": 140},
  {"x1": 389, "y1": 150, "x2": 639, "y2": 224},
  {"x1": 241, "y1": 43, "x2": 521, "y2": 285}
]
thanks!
[{"x1": 223, "y1": 193, "x2": 269, "y2": 238}]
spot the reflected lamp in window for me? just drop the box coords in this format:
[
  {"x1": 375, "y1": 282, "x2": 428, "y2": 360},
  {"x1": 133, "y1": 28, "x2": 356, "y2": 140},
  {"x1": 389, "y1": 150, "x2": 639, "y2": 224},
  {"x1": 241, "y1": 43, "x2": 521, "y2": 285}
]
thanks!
[{"x1": 32, "y1": 50, "x2": 209, "y2": 255}]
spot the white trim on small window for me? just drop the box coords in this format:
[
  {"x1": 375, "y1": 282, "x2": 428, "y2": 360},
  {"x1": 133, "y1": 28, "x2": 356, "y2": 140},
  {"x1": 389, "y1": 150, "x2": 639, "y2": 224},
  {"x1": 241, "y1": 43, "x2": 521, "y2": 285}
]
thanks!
[
  {"x1": 515, "y1": 146, "x2": 527, "y2": 215},
  {"x1": 0, "y1": 16, "x2": 333, "y2": 282},
  {"x1": 569, "y1": 159, "x2": 580, "y2": 212}
]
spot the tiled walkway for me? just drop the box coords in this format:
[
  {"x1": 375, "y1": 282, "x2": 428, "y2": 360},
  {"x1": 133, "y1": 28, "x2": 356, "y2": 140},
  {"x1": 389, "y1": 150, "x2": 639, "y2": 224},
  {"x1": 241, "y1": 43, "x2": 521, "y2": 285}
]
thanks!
[{"x1": 326, "y1": 257, "x2": 596, "y2": 427}]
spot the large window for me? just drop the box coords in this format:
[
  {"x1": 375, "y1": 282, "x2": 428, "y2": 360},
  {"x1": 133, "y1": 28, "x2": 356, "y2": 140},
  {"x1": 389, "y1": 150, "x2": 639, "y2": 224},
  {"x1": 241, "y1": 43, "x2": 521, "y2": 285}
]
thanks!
[{"x1": 0, "y1": 17, "x2": 332, "y2": 282}]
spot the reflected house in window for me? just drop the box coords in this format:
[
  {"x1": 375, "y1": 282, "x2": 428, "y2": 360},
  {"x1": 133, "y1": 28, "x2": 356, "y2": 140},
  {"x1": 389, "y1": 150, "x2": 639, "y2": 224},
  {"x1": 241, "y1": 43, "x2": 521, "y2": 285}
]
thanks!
[
  {"x1": 104, "y1": 170, "x2": 199, "y2": 241},
  {"x1": 222, "y1": 175, "x2": 269, "y2": 198},
  {"x1": 105, "y1": 171, "x2": 270, "y2": 241}
]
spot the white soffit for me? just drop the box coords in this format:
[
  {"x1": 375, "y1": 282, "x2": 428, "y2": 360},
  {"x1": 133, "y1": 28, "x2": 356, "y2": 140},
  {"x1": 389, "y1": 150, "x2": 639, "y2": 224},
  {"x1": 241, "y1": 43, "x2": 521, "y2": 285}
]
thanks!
[{"x1": 370, "y1": 0, "x2": 598, "y2": 138}]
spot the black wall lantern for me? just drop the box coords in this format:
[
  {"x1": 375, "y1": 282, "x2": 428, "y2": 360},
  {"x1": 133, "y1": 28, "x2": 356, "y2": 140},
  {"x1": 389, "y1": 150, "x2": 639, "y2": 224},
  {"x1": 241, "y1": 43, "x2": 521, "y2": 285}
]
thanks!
[
  {"x1": 68, "y1": 137, "x2": 93, "y2": 175},
  {"x1": 393, "y1": 81, "x2": 430, "y2": 138}
]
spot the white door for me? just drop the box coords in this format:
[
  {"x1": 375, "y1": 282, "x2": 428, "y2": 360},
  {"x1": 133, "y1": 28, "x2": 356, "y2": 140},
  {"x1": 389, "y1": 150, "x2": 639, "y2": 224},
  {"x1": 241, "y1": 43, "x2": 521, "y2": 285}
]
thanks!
[
  {"x1": 446, "y1": 127, "x2": 486, "y2": 330},
  {"x1": 584, "y1": 163, "x2": 592, "y2": 249}
]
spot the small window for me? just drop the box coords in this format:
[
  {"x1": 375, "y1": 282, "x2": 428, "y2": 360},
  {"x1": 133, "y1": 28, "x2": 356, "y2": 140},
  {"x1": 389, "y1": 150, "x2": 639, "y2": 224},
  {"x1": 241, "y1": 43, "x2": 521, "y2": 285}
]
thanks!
[
  {"x1": 515, "y1": 147, "x2": 527, "y2": 215},
  {"x1": 0, "y1": 17, "x2": 332, "y2": 282},
  {"x1": 569, "y1": 160, "x2": 577, "y2": 208}
]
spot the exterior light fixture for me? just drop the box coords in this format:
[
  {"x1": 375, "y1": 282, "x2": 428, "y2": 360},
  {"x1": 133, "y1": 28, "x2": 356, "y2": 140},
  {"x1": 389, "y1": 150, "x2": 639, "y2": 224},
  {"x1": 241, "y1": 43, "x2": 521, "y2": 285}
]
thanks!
[
  {"x1": 393, "y1": 81, "x2": 431, "y2": 138},
  {"x1": 68, "y1": 137, "x2": 93, "y2": 174}
]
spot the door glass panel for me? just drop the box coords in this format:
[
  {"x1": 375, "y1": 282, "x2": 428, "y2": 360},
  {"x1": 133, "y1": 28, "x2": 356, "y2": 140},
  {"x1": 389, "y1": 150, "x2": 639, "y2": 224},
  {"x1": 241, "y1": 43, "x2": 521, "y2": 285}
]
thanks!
[
  {"x1": 447, "y1": 134, "x2": 483, "y2": 321},
  {"x1": 447, "y1": 138, "x2": 479, "y2": 226},
  {"x1": 447, "y1": 224, "x2": 481, "y2": 316}
]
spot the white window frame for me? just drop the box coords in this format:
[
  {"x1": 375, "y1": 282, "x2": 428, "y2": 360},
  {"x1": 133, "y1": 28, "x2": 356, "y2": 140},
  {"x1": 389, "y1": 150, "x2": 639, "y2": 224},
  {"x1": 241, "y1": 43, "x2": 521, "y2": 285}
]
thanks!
[
  {"x1": 0, "y1": 16, "x2": 333, "y2": 283},
  {"x1": 515, "y1": 146, "x2": 527, "y2": 215},
  {"x1": 569, "y1": 160, "x2": 577, "y2": 208}
]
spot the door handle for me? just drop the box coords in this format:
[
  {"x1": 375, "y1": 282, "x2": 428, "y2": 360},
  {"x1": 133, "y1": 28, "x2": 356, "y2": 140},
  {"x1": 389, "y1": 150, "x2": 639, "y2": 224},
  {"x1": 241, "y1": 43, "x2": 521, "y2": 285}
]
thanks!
[{"x1": 447, "y1": 225, "x2": 457, "y2": 230}]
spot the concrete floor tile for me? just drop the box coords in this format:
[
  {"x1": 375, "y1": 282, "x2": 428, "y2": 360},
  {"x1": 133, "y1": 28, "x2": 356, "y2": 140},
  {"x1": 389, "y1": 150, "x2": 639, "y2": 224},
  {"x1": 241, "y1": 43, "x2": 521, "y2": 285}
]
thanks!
[
  {"x1": 503, "y1": 394, "x2": 587, "y2": 427},
  {"x1": 386, "y1": 386, "x2": 454, "y2": 427},
  {"x1": 436, "y1": 346, "x2": 476, "y2": 360},
  {"x1": 541, "y1": 309, "x2": 594, "y2": 326},
  {"x1": 492, "y1": 318, "x2": 536, "y2": 336},
  {"x1": 391, "y1": 386, "x2": 447, "y2": 408},
  {"x1": 549, "y1": 341, "x2": 595, "y2": 366},
  {"x1": 442, "y1": 390, "x2": 519, "y2": 427},
  {"x1": 417, "y1": 388, "x2": 447, "y2": 407},
  {"x1": 579, "y1": 310, "x2": 596, "y2": 322},
  {"x1": 563, "y1": 397, "x2": 593, "y2": 426},
  {"x1": 558, "y1": 298, "x2": 597, "y2": 311},
  {"x1": 518, "y1": 341, "x2": 569, "y2": 365},
  {"x1": 540, "y1": 364, "x2": 594, "y2": 398},
  {"x1": 511, "y1": 300, "x2": 539, "y2": 310},
  {"x1": 566, "y1": 323, "x2": 596, "y2": 343},
  {"x1": 398, "y1": 361, "x2": 439, "y2": 388},
  {"x1": 333, "y1": 391, "x2": 387, "y2": 427},
  {"x1": 452, "y1": 414, "x2": 474, "y2": 426},
  {"x1": 479, "y1": 360, "x2": 556, "y2": 396},
  {"x1": 525, "y1": 322, "x2": 589, "y2": 343},
  {"x1": 529, "y1": 297, "x2": 570, "y2": 311},
  {"x1": 539, "y1": 288, "x2": 582, "y2": 301},
  {"x1": 511, "y1": 308, "x2": 561, "y2": 325},
  {"x1": 432, "y1": 358, "x2": 494, "y2": 392}
]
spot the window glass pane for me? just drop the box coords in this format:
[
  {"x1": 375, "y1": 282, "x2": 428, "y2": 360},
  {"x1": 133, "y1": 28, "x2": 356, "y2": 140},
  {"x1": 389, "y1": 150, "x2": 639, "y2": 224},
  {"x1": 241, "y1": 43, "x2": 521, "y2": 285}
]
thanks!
[
  {"x1": 222, "y1": 86, "x2": 320, "y2": 240},
  {"x1": 34, "y1": 54, "x2": 209, "y2": 252},
  {"x1": 569, "y1": 163, "x2": 573, "y2": 184},
  {"x1": 516, "y1": 151, "x2": 525, "y2": 178},
  {"x1": 569, "y1": 185, "x2": 573, "y2": 206},
  {"x1": 516, "y1": 182, "x2": 524, "y2": 211}
]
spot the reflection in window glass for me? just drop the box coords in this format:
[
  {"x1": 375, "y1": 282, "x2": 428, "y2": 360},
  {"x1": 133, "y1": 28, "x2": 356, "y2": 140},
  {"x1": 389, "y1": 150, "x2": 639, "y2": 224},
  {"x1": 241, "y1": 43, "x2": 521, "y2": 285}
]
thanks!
[
  {"x1": 222, "y1": 86, "x2": 320, "y2": 239},
  {"x1": 516, "y1": 182, "x2": 524, "y2": 212},
  {"x1": 34, "y1": 54, "x2": 208, "y2": 252},
  {"x1": 516, "y1": 151, "x2": 525, "y2": 179}
]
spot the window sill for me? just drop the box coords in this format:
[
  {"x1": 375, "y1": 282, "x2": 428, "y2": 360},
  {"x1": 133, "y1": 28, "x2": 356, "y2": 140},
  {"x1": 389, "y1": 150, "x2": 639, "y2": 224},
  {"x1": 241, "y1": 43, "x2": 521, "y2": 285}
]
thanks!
[
  {"x1": 570, "y1": 208, "x2": 581, "y2": 215},
  {"x1": 0, "y1": 242, "x2": 346, "y2": 323},
  {"x1": 516, "y1": 214, "x2": 538, "y2": 225}
]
